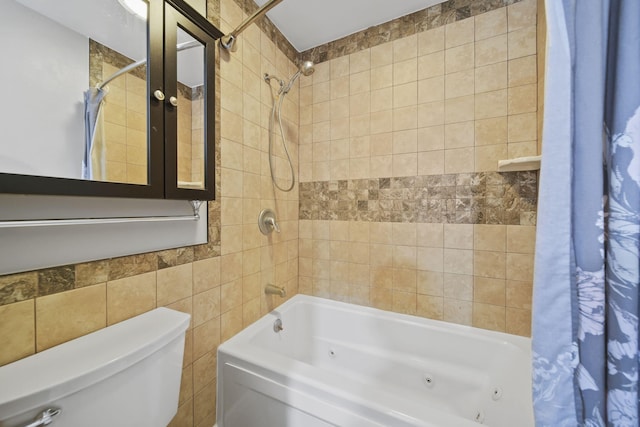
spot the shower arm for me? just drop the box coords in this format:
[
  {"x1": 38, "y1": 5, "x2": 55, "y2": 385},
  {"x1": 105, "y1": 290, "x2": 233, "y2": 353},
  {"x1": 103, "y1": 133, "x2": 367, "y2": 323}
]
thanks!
[
  {"x1": 220, "y1": 0, "x2": 283, "y2": 52},
  {"x1": 97, "y1": 40, "x2": 201, "y2": 90}
]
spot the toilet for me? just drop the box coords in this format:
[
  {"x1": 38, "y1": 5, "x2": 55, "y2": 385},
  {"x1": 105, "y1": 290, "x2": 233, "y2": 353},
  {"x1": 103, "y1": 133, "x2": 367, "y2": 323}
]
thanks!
[{"x1": 0, "y1": 307, "x2": 190, "y2": 427}]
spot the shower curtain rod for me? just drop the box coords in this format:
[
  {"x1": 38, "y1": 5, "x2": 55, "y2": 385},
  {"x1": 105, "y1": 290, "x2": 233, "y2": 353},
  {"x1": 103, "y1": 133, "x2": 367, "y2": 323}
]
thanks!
[
  {"x1": 220, "y1": 0, "x2": 283, "y2": 51},
  {"x1": 0, "y1": 201, "x2": 202, "y2": 229},
  {"x1": 97, "y1": 40, "x2": 201, "y2": 90}
]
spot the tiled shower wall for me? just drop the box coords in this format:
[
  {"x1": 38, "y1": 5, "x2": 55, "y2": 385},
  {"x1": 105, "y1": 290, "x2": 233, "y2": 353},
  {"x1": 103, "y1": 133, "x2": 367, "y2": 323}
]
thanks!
[
  {"x1": 0, "y1": 0, "x2": 300, "y2": 425},
  {"x1": 297, "y1": 0, "x2": 538, "y2": 335},
  {"x1": 0, "y1": 1, "x2": 539, "y2": 426}
]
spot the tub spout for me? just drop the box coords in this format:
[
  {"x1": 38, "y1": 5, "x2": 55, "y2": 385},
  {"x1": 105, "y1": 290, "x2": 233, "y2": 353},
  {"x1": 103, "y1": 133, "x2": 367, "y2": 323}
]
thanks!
[{"x1": 265, "y1": 283, "x2": 286, "y2": 298}]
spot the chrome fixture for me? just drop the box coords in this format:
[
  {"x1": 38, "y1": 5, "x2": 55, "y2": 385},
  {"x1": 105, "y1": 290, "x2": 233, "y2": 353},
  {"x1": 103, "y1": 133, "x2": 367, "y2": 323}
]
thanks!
[
  {"x1": 220, "y1": 0, "x2": 284, "y2": 52},
  {"x1": 258, "y1": 208, "x2": 280, "y2": 234},
  {"x1": 273, "y1": 318, "x2": 283, "y2": 332},
  {"x1": 0, "y1": 201, "x2": 202, "y2": 229},
  {"x1": 20, "y1": 408, "x2": 61, "y2": 427},
  {"x1": 265, "y1": 283, "x2": 286, "y2": 298},
  {"x1": 264, "y1": 61, "x2": 315, "y2": 192}
]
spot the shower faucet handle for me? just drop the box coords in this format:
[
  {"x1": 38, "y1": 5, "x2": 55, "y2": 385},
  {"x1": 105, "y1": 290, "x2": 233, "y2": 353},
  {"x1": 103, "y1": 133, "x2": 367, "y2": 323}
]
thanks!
[{"x1": 258, "y1": 209, "x2": 280, "y2": 234}]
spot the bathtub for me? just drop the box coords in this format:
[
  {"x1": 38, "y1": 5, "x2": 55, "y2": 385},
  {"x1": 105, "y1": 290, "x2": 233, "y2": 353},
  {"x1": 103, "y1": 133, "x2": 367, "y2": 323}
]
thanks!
[{"x1": 216, "y1": 295, "x2": 533, "y2": 427}]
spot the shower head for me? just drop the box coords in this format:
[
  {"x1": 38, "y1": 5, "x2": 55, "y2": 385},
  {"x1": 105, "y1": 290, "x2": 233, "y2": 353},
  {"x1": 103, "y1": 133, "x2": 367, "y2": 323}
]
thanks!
[
  {"x1": 281, "y1": 60, "x2": 315, "y2": 94},
  {"x1": 299, "y1": 60, "x2": 315, "y2": 76}
]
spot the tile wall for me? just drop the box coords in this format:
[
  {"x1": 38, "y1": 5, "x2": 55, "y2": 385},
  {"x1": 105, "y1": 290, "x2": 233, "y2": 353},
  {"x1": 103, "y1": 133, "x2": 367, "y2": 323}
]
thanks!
[
  {"x1": 0, "y1": 0, "x2": 539, "y2": 426},
  {"x1": 0, "y1": 0, "x2": 300, "y2": 425},
  {"x1": 297, "y1": 0, "x2": 538, "y2": 336},
  {"x1": 94, "y1": 44, "x2": 149, "y2": 185}
]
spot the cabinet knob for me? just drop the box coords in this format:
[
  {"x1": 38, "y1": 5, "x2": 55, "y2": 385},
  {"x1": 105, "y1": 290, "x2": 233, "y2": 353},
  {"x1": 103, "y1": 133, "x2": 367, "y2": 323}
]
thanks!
[
  {"x1": 153, "y1": 90, "x2": 165, "y2": 101},
  {"x1": 169, "y1": 96, "x2": 178, "y2": 107}
]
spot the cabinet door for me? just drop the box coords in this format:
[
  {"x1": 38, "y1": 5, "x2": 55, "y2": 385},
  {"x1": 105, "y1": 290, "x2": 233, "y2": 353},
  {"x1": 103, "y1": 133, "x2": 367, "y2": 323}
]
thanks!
[{"x1": 163, "y1": 1, "x2": 220, "y2": 200}]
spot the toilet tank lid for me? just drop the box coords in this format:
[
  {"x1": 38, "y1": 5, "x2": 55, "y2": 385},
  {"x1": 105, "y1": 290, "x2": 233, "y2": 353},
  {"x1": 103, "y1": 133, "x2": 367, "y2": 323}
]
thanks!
[{"x1": 0, "y1": 308, "x2": 190, "y2": 419}]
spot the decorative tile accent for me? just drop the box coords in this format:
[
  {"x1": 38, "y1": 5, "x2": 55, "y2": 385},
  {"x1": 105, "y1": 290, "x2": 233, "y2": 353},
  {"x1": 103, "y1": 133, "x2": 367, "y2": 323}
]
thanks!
[
  {"x1": 37, "y1": 266, "x2": 75, "y2": 297},
  {"x1": 301, "y1": 0, "x2": 524, "y2": 64},
  {"x1": 299, "y1": 171, "x2": 537, "y2": 225},
  {"x1": 0, "y1": 273, "x2": 37, "y2": 306}
]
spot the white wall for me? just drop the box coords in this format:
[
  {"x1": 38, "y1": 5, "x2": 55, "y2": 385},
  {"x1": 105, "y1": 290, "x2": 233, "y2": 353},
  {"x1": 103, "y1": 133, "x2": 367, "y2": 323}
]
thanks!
[{"x1": 0, "y1": 0, "x2": 88, "y2": 179}]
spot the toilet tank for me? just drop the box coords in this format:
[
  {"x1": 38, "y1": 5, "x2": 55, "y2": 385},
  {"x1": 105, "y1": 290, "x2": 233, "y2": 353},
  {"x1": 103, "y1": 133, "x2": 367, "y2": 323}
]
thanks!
[{"x1": 0, "y1": 307, "x2": 190, "y2": 427}]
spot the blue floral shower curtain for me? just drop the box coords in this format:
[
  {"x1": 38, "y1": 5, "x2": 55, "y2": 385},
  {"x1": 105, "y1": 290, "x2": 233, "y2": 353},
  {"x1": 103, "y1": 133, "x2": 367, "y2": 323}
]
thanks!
[{"x1": 533, "y1": 0, "x2": 640, "y2": 426}]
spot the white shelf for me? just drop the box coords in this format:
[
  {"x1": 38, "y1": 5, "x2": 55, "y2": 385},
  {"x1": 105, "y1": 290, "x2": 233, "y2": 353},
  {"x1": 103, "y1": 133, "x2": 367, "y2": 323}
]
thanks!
[{"x1": 497, "y1": 155, "x2": 541, "y2": 172}]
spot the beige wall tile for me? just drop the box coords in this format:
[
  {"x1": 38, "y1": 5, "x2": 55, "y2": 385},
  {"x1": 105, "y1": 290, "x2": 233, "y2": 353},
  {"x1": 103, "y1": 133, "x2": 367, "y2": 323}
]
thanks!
[
  {"x1": 475, "y1": 89, "x2": 508, "y2": 120},
  {"x1": 445, "y1": 44, "x2": 475, "y2": 74},
  {"x1": 419, "y1": 76, "x2": 445, "y2": 104},
  {"x1": 508, "y1": 84, "x2": 537, "y2": 114},
  {"x1": 506, "y1": 280, "x2": 533, "y2": 310},
  {"x1": 371, "y1": 65, "x2": 393, "y2": 90},
  {"x1": 193, "y1": 287, "x2": 221, "y2": 327},
  {"x1": 474, "y1": 250, "x2": 506, "y2": 279},
  {"x1": 475, "y1": 34, "x2": 508, "y2": 67},
  {"x1": 418, "y1": 51, "x2": 445, "y2": 80},
  {"x1": 444, "y1": 299, "x2": 472, "y2": 325},
  {"x1": 417, "y1": 271, "x2": 444, "y2": 296},
  {"x1": 508, "y1": 140, "x2": 538, "y2": 158},
  {"x1": 0, "y1": 300, "x2": 35, "y2": 366},
  {"x1": 418, "y1": 101, "x2": 445, "y2": 128},
  {"x1": 371, "y1": 42, "x2": 393, "y2": 68},
  {"x1": 418, "y1": 125, "x2": 445, "y2": 151},
  {"x1": 417, "y1": 223, "x2": 444, "y2": 248},
  {"x1": 418, "y1": 26, "x2": 445, "y2": 55},
  {"x1": 508, "y1": 112, "x2": 537, "y2": 142},
  {"x1": 445, "y1": 147, "x2": 474, "y2": 173},
  {"x1": 508, "y1": 0, "x2": 537, "y2": 32},
  {"x1": 350, "y1": 50, "x2": 371, "y2": 74},
  {"x1": 392, "y1": 290, "x2": 417, "y2": 315},
  {"x1": 444, "y1": 95, "x2": 475, "y2": 124},
  {"x1": 506, "y1": 253, "x2": 535, "y2": 281},
  {"x1": 443, "y1": 273, "x2": 473, "y2": 301},
  {"x1": 473, "y1": 303, "x2": 506, "y2": 332},
  {"x1": 445, "y1": 121, "x2": 475, "y2": 149},
  {"x1": 474, "y1": 225, "x2": 506, "y2": 252},
  {"x1": 418, "y1": 150, "x2": 445, "y2": 175},
  {"x1": 508, "y1": 26, "x2": 537, "y2": 59},
  {"x1": 475, "y1": 62, "x2": 507, "y2": 94},
  {"x1": 475, "y1": 117, "x2": 508, "y2": 146},
  {"x1": 444, "y1": 224, "x2": 474, "y2": 249},
  {"x1": 394, "y1": 35, "x2": 418, "y2": 62},
  {"x1": 475, "y1": 8, "x2": 507, "y2": 41},
  {"x1": 36, "y1": 284, "x2": 107, "y2": 351},
  {"x1": 417, "y1": 295, "x2": 444, "y2": 320},
  {"x1": 443, "y1": 249, "x2": 473, "y2": 275},
  {"x1": 445, "y1": 70, "x2": 475, "y2": 99},
  {"x1": 157, "y1": 264, "x2": 193, "y2": 307},
  {"x1": 507, "y1": 226, "x2": 536, "y2": 254},
  {"x1": 445, "y1": 18, "x2": 474, "y2": 49},
  {"x1": 506, "y1": 307, "x2": 532, "y2": 336},
  {"x1": 394, "y1": 59, "x2": 418, "y2": 86},
  {"x1": 508, "y1": 55, "x2": 537, "y2": 87},
  {"x1": 393, "y1": 82, "x2": 418, "y2": 108},
  {"x1": 475, "y1": 144, "x2": 508, "y2": 172},
  {"x1": 107, "y1": 272, "x2": 156, "y2": 325},
  {"x1": 474, "y1": 277, "x2": 506, "y2": 305}
]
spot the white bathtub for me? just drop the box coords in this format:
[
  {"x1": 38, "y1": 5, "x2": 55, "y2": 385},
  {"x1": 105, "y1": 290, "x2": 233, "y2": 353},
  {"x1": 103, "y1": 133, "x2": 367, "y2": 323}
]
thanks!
[{"x1": 216, "y1": 295, "x2": 533, "y2": 427}]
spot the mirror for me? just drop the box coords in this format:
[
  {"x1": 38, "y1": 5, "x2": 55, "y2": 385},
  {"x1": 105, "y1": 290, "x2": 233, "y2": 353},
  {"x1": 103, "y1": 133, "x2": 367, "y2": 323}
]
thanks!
[
  {"x1": 0, "y1": 0, "x2": 150, "y2": 184},
  {"x1": 176, "y1": 26, "x2": 205, "y2": 190}
]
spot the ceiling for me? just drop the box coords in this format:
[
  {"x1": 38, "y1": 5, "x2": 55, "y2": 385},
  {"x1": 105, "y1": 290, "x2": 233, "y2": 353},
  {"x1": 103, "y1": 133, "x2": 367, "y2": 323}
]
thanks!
[{"x1": 254, "y1": 0, "x2": 445, "y2": 52}]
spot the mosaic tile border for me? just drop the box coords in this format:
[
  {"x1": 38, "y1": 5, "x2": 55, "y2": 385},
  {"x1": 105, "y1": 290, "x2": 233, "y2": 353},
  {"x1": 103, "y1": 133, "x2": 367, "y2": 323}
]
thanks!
[
  {"x1": 299, "y1": 171, "x2": 537, "y2": 226},
  {"x1": 300, "y1": 0, "x2": 524, "y2": 64}
]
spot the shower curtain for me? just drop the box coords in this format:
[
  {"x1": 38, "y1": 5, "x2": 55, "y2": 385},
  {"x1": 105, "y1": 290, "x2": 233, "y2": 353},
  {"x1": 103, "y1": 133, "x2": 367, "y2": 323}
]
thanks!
[
  {"x1": 532, "y1": 0, "x2": 640, "y2": 426},
  {"x1": 83, "y1": 87, "x2": 107, "y2": 180}
]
